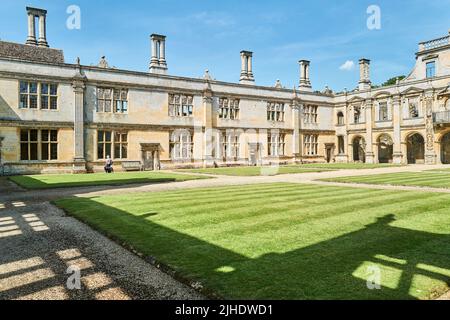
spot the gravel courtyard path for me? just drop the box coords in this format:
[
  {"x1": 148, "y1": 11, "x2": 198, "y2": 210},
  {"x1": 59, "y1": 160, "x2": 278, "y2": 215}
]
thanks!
[
  {"x1": 1, "y1": 164, "x2": 449, "y2": 300},
  {"x1": 0, "y1": 178, "x2": 203, "y2": 300}
]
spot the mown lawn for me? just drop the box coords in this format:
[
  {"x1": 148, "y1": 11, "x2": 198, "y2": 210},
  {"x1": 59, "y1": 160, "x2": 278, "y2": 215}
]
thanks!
[
  {"x1": 298, "y1": 163, "x2": 403, "y2": 170},
  {"x1": 179, "y1": 166, "x2": 335, "y2": 176},
  {"x1": 178, "y1": 163, "x2": 400, "y2": 176},
  {"x1": 10, "y1": 172, "x2": 208, "y2": 189},
  {"x1": 55, "y1": 183, "x2": 450, "y2": 299},
  {"x1": 322, "y1": 171, "x2": 450, "y2": 189}
]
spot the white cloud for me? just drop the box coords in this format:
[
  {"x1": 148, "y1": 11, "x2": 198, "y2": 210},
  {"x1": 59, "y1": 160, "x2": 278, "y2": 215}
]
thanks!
[{"x1": 339, "y1": 60, "x2": 355, "y2": 71}]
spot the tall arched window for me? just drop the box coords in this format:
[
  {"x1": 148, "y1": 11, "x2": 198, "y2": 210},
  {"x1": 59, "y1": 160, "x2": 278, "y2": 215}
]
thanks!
[{"x1": 337, "y1": 112, "x2": 344, "y2": 125}]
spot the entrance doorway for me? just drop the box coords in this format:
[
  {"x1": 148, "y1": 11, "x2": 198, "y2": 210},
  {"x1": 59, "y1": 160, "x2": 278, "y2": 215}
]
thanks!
[
  {"x1": 441, "y1": 132, "x2": 450, "y2": 164},
  {"x1": 352, "y1": 136, "x2": 366, "y2": 163},
  {"x1": 141, "y1": 143, "x2": 161, "y2": 171},
  {"x1": 248, "y1": 143, "x2": 261, "y2": 166},
  {"x1": 377, "y1": 134, "x2": 393, "y2": 163},
  {"x1": 325, "y1": 143, "x2": 335, "y2": 163},
  {"x1": 406, "y1": 133, "x2": 425, "y2": 164}
]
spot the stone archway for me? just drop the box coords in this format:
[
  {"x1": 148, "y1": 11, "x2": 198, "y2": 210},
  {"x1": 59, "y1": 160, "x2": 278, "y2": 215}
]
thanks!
[
  {"x1": 441, "y1": 132, "x2": 450, "y2": 164},
  {"x1": 377, "y1": 134, "x2": 393, "y2": 163},
  {"x1": 406, "y1": 133, "x2": 425, "y2": 164},
  {"x1": 352, "y1": 136, "x2": 366, "y2": 163}
]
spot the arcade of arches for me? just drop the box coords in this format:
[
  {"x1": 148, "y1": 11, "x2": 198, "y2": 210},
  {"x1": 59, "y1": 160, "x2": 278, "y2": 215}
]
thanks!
[
  {"x1": 352, "y1": 136, "x2": 366, "y2": 163},
  {"x1": 406, "y1": 133, "x2": 425, "y2": 164},
  {"x1": 377, "y1": 134, "x2": 393, "y2": 164},
  {"x1": 441, "y1": 132, "x2": 450, "y2": 164}
]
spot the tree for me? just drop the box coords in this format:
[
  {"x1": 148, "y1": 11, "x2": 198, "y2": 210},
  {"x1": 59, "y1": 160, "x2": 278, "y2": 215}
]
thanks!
[{"x1": 381, "y1": 75, "x2": 406, "y2": 87}]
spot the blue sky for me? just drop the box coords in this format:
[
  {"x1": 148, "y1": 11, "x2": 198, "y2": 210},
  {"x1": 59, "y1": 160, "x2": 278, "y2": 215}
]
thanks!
[{"x1": 1, "y1": 0, "x2": 449, "y2": 91}]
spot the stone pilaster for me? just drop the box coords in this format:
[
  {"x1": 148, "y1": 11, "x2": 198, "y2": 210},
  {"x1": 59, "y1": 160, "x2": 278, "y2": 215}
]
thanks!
[
  {"x1": 365, "y1": 99, "x2": 375, "y2": 163},
  {"x1": 202, "y1": 80, "x2": 214, "y2": 167},
  {"x1": 72, "y1": 60, "x2": 87, "y2": 173},
  {"x1": 424, "y1": 92, "x2": 437, "y2": 164},
  {"x1": 392, "y1": 94, "x2": 403, "y2": 164},
  {"x1": 291, "y1": 93, "x2": 301, "y2": 161}
]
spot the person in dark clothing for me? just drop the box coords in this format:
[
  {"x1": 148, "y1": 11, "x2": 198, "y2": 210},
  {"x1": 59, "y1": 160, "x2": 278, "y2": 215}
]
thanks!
[{"x1": 104, "y1": 155, "x2": 114, "y2": 173}]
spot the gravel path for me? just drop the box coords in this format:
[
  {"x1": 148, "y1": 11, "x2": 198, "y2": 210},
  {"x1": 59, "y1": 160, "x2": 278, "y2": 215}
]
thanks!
[
  {"x1": 0, "y1": 178, "x2": 203, "y2": 300},
  {"x1": 1, "y1": 164, "x2": 449, "y2": 300}
]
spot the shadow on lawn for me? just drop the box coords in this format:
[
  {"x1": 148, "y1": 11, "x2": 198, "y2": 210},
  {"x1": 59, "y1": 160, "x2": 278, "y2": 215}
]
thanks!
[
  {"x1": 57, "y1": 198, "x2": 450, "y2": 300},
  {"x1": 9, "y1": 176, "x2": 179, "y2": 190}
]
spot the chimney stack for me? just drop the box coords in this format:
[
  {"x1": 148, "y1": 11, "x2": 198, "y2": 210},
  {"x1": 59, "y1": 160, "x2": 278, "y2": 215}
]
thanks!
[
  {"x1": 358, "y1": 58, "x2": 371, "y2": 90},
  {"x1": 149, "y1": 34, "x2": 168, "y2": 74},
  {"x1": 299, "y1": 60, "x2": 312, "y2": 90},
  {"x1": 239, "y1": 51, "x2": 255, "y2": 85},
  {"x1": 26, "y1": 7, "x2": 48, "y2": 47}
]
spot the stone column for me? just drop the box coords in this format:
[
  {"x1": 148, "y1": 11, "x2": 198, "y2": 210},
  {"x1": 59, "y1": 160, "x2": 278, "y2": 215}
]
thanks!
[
  {"x1": 358, "y1": 59, "x2": 371, "y2": 91},
  {"x1": 247, "y1": 55, "x2": 253, "y2": 78},
  {"x1": 392, "y1": 94, "x2": 403, "y2": 164},
  {"x1": 159, "y1": 40, "x2": 167, "y2": 67},
  {"x1": 424, "y1": 92, "x2": 437, "y2": 164},
  {"x1": 240, "y1": 52, "x2": 247, "y2": 78},
  {"x1": 149, "y1": 34, "x2": 168, "y2": 74},
  {"x1": 150, "y1": 38, "x2": 158, "y2": 64},
  {"x1": 37, "y1": 14, "x2": 48, "y2": 47},
  {"x1": 72, "y1": 63, "x2": 87, "y2": 173},
  {"x1": 239, "y1": 51, "x2": 254, "y2": 84},
  {"x1": 299, "y1": 60, "x2": 311, "y2": 89},
  {"x1": 365, "y1": 99, "x2": 375, "y2": 163},
  {"x1": 26, "y1": 13, "x2": 37, "y2": 45}
]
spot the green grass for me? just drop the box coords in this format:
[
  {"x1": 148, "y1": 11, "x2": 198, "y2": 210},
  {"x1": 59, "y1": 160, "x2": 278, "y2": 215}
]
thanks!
[
  {"x1": 322, "y1": 171, "x2": 450, "y2": 189},
  {"x1": 179, "y1": 166, "x2": 335, "y2": 176},
  {"x1": 178, "y1": 163, "x2": 400, "y2": 176},
  {"x1": 55, "y1": 183, "x2": 450, "y2": 299},
  {"x1": 299, "y1": 163, "x2": 403, "y2": 170},
  {"x1": 9, "y1": 171, "x2": 208, "y2": 189}
]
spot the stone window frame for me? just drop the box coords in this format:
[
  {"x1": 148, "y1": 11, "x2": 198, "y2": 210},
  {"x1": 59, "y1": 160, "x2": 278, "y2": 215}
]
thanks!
[
  {"x1": 168, "y1": 93, "x2": 194, "y2": 117},
  {"x1": 19, "y1": 81, "x2": 58, "y2": 111},
  {"x1": 267, "y1": 101, "x2": 285, "y2": 122},
  {"x1": 337, "y1": 136, "x2": 345, "y2": 155},
  {"x1": 97, "y1": 130, "x2": 128, "y2": 160},
  {"x1": 169, "y1": 129, "x2": 193, "y2": 161},
  {"x1": 403, "y1": 96, "x2": 422, "y2": 119},
  {"x1": 377, "y1": 100, "x2": 390, "y2": 122},
  {"x1": 113, "y1": 132, "x2": 128, "y2": 159},
  {"x1": 220, "y1": 129, "x2": 241, "y2": 160},
  {"x1": 353, "y1": 105, "x2": 362, "y2": 124},
  {"x1": 267, "y1": 132, "x2": 286, "y2": 157},
  {"x1": 20, "y1": 128, "x2": 58, "y2": 161},
  {"x1": 303, "y1": 105, "x2": 318, "y2": 124},
  {"x1": 337, "y1": 111, "x2": 345, "y2": 125},
  {"x1": 96, "y1": 87, "x2": 128, "y2": 114},
  {"x1": 218, "y1": 97, "x2": 240, "y2": 120},
  {"x1": 426, "y1": 61, "x2": 436, "y2": 79},
  {"x1": 304, "y1": 134, "x2": 319, "y2": 156}
]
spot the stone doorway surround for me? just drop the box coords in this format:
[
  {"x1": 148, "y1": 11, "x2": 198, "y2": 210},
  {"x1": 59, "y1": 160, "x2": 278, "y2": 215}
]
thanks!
[
  {"x1": 140, "y1": 143, "x2": 161, "y2": 171},
  {"x1": 248, "y1": 143, "x2": 262, "y2": 166}
]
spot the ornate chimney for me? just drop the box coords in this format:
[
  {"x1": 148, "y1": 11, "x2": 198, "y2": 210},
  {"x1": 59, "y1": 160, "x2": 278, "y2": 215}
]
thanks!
[
  {"x1": 299, "y1": 60, "x2": 312, "y2": 90},
  {"x1": 359, "y1": 58, "x2": 371, "y2": 90},
  {"x1": 239, "y1": 51, "x2": 255, "y2": 85},
  {"x1": 26, "y1": 7, "x2": 49, "y2": 47},
  {"x1": 149, "y1": 34, "x2": 168, "y2": 74}
]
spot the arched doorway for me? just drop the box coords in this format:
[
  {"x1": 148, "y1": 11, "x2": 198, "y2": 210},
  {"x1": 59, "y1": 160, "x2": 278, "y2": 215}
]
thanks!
[
  {"x1": 441, "y1": 132, "x2": 450, "y2": 164},
  {"x1": 406, "y1": 133, "x2": 425, "y2": 164},
  {"x1": 378, "y1": 134, "x2": 393, "y2": 163},
  {"x1": 352, "y1": 136, "x2": 366, "y2": 163}
]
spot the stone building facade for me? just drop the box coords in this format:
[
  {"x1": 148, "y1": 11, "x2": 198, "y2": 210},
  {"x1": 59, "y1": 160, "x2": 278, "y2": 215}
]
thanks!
[{"x1": 0, "y1": 7, "x2": 449, "y2": 174}]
